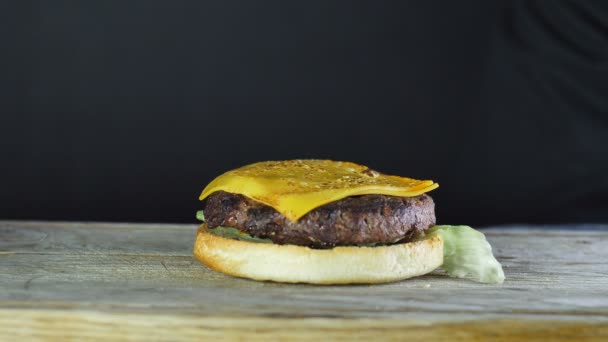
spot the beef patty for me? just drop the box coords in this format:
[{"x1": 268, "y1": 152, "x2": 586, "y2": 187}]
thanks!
[{"x1": 202, "y1": 191, "x2": 436, "y2": 249}]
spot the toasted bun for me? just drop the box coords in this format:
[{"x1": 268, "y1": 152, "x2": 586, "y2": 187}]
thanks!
[{"x1": 193, "y1": 225, "x2": 443, "y2": 284}]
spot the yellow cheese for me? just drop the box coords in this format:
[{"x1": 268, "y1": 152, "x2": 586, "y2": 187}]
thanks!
[{"x1": 199, "y1": 160, "x2": 438, "y2": 222}]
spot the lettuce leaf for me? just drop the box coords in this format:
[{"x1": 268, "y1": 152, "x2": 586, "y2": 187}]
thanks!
[
  {"x1": 426, "y1": 225, "x2": 505, "y2": 284},
  {"x1": 196, "y1": 210, "x2": 205, "y2": 222},
  {"x1": 207, "y1": 226, "x2": 273, "y2": 244}
]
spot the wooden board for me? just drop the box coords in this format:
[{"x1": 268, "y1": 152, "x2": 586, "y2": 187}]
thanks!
[{"x1": 1, "y1": 221, "x2": 607, "y2": 341}]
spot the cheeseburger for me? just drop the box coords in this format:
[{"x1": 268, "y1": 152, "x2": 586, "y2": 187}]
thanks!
[{"x1": 194, "y1": 160, "x2": 504, "y2": 284}]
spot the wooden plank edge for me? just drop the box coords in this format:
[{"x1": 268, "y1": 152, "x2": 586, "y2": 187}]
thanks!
[{"x1": 1, "y1": 308, "x2": 606, "y2": 341}]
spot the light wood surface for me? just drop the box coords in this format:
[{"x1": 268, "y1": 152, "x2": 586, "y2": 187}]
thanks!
[{"x1": 1, "y1": 221, "x2": 607, "y2": 341}]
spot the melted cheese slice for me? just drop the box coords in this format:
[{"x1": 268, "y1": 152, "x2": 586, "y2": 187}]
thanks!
[{"x1": 199, "y1": 160, "x2": 438, "y2": 222}]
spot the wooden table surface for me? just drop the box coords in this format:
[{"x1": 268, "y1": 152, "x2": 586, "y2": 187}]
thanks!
[{"x1": 1, "y1": 221, "x2": 607, "y2": 341}]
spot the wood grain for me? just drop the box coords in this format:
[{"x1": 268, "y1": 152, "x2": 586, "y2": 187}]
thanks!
[{"x1": 1, "y1": 221, "x2": 607, "y2": 341}]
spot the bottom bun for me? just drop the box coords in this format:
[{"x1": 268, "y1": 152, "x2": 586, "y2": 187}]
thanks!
[{"x1": 193, "y1": 225, "x2": 443, "y2": 284}]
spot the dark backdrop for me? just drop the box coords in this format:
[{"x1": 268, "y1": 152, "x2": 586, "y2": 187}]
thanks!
[{"x1": 2, "y1": 1, "x2": 607, "y2": 225}]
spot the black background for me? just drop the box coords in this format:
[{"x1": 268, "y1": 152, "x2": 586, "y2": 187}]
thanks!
[{"x1": 2, "y1": 1, "x2": 607, "y2": 226}]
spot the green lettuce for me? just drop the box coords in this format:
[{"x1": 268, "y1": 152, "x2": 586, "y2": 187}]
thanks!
[
  {"x1": 426, "y1": 225, "x2": 505, "y2": 284},
  {"x1": 207, "y1": 226, "x2": 273, "y2": 244},
  {"x1": 196, "y1": 210, "x2": 205, "y2": 222}
]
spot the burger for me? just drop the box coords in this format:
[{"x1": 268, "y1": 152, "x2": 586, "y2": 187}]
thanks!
[{"x1": 193, "y1": 160, "x2": 504, "y2": 285}]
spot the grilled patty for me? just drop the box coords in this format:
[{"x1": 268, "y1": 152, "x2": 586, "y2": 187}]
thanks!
[{"x1": 202, "y1": 191, "x2": 436, "y2": 249}]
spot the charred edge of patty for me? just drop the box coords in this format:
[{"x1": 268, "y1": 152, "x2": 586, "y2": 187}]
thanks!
[{"x1": 202, "y1": 191, "x2": 436, "y2": 249}]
